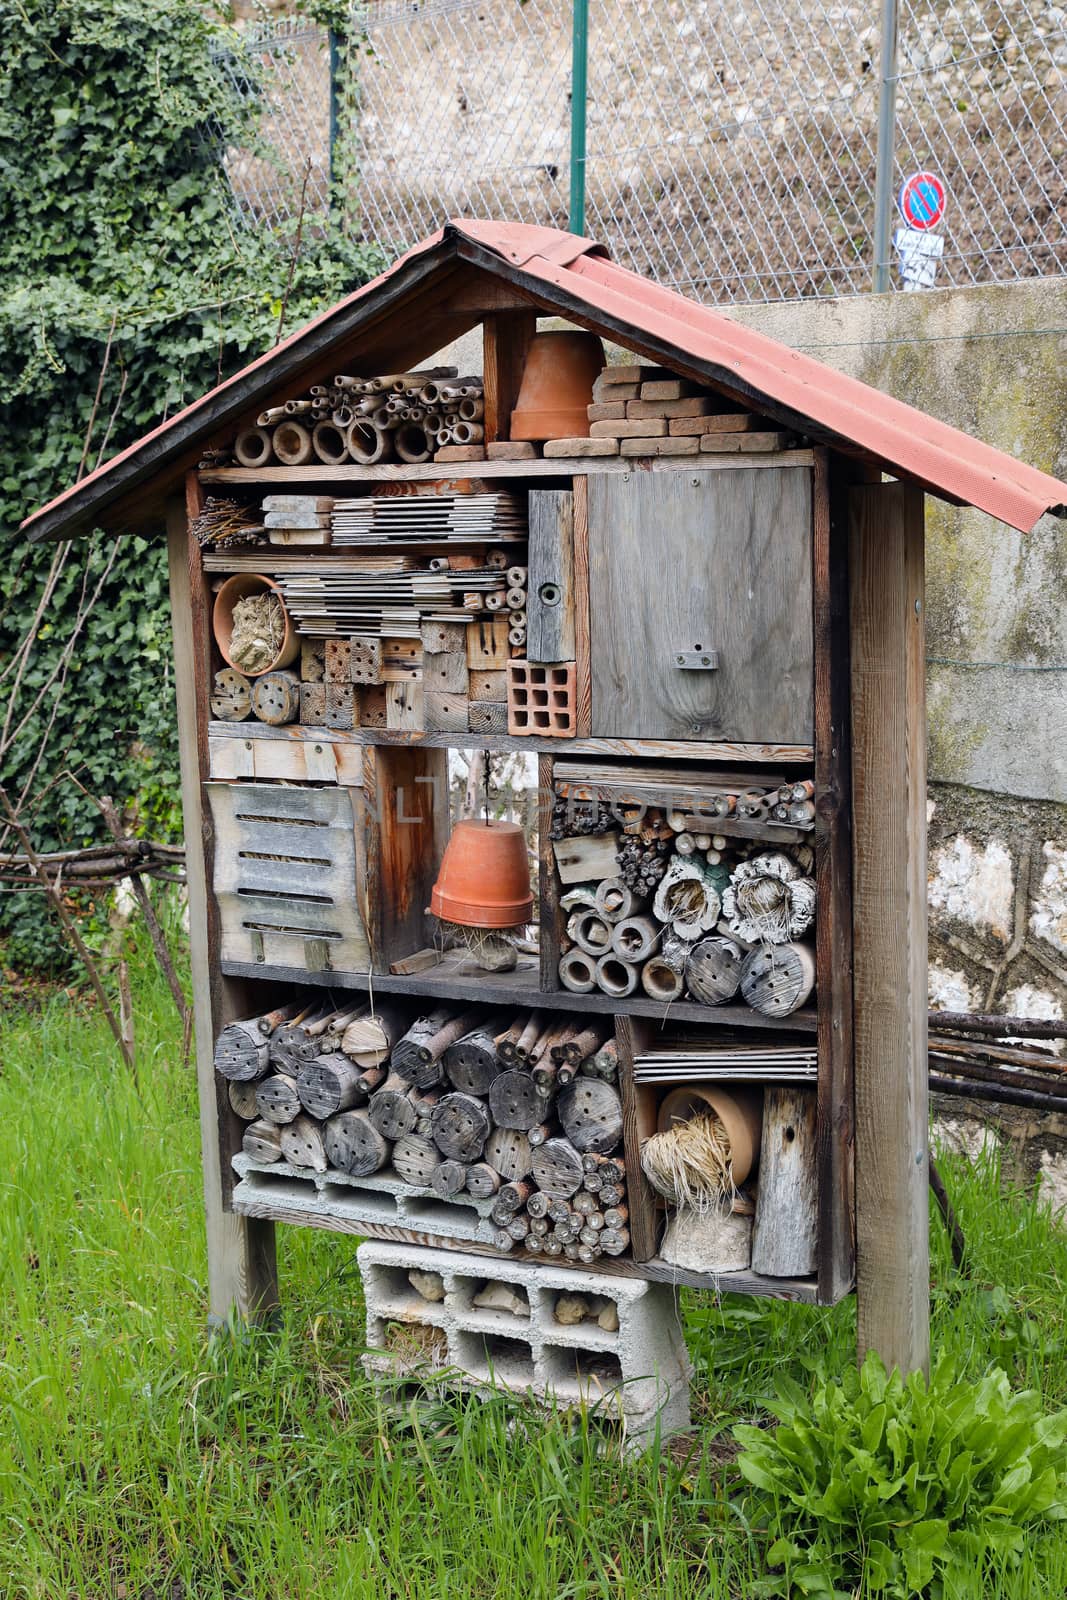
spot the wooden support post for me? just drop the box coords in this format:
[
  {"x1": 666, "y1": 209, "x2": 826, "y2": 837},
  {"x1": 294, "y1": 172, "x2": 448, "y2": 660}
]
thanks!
[
  {"x1": 849, "y1": 481, "x2": 929, "y2": 1376},
  {"x1": 167, "y1": 490, "x2": 279, "y2": 1326},
  {"x1": 482, "y1": 312, "x2": 536, "y2": 444}
]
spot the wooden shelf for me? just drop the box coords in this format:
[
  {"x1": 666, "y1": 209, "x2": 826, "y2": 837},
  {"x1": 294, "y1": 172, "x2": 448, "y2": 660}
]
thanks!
[
  {"x1": 219, "y1": 951, "x2": 818, "y2": 1033},
  {"x1": 199, "y1": 451, "x2": 814, "y2": 489},
  {"x1": 228, "y1": 1188, "x2": 823, "y2": 1304},
  {"x1": 208, "y1": 719, "x2": 813, "y2": 765},
  {"x1": 202, "y1": 542, "x2": 527, "y2": 572}
]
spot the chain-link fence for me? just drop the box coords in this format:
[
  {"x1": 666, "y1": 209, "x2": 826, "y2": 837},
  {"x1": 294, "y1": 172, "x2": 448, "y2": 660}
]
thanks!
[{"x1": 216, "y1": 1, "x2": 1067, "y2": 303}]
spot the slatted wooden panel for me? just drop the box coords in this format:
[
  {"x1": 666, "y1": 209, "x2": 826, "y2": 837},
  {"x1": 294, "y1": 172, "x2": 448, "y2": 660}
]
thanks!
[
  {"x1": 206, "y1": 781, "x2": 370, "y2": 973},
  {"x1": 587, "y1": 466, "x2": 814, "y2": 742}
]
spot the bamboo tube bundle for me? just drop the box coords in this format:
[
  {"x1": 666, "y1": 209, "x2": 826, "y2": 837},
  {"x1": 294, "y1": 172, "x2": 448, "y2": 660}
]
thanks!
[{"x1": 223, "y1": 997, "x2": 630, "y2": 1259}]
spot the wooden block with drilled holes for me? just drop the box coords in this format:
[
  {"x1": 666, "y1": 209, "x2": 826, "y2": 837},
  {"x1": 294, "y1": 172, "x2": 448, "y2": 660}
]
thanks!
[
  {"x1": 589, "y1": 418, "x2": 667, "y2": 439},
  {"x1": 359, "y1": 684, "x2": 387, "y2": 729},
  {"x1": 466, "y1": 617, "x2": 510, "y2": 670},
  {"x1": 620, "y1": 435, "x2": 700, "y2": 457},
  {"x1": 640, "y1": 379, "x2": 696, "y2": 401},
  {"x1": 542, "y1": 437, "x2": 619, "y2": 458},
  {"x1": 468, "y1": 701, "x2": 508, "y2": 735},
  {"x1": 425, "y1": 692, "x2": 470, "y2": 732},
  {"x1": 485, "y1": 440, "x2": 537, "y2": 460},
  {"x1": 435, "y1": 445, "x2": 486, "y2": 462},
  {"x1": 587, "y1": 401, "x2": 626, "y2": 421},
  {"x1": 469, "y1": 669, "x2": 507, "y2": 703},
  {"x1": 325, "y1": 638, "x2": 351, "y2": 683},
  {"x1": 300, "y1": 639, "x2": 326, "y2": 682},
  {"x1": 299, "y1": 682, "x2": 326, "y2": 725},
  {"x1": 325, "y1": 682, "x2": 356, "y2": 730},
  {"x1": 423, "y1": 652, "x2": 468, "y2": 695},
  {"x1": 627, "y1": 397, "x2": 710, "y2": 419},
  {"x1": 507, "y1": 660, "x2": 577, "y2": 738},
  {"x1": 386, "y1": 680, "x2": 424, "y2": 730},
  {"x1": 421, "y1": 620, "x2": 467, "y2": 654},
  {"x1": 668, "y1": 412, "x2": 757, "y2": 435},
  {"x1": 701, "y1": 430, "x2": 790, "y2": 453},
  {"x1": 349, "y1": 636, "x2": 382, "y2": 684}
]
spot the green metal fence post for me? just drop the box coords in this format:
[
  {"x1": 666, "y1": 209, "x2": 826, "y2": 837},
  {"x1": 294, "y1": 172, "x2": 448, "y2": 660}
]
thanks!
[
  {"x1": 569, "y1": 0, "x2": 589, "y2": 235},
  {"x1": 328, "y1": 26, "x2": 341, "y2": 207}
]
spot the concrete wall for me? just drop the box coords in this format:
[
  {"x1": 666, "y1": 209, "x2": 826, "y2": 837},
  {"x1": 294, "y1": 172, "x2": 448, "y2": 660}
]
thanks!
[{"x1": 728, "y1": 280, "x2": 1067, "y2": 1038}]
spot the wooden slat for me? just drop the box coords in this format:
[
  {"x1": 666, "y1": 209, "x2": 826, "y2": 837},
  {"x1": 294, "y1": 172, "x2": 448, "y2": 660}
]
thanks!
[
  {"x1": 615, "y1": 1015, "x2": 661, "y2": 1261},
  {"x1": 814, "y1": 450, "x2": 856, "y2": 1304},
  {"x1": 219, "y1": 953, "x2": 819, "y2": 1031},
  {"x1": 198, "y1": 450, "x2": 814, "y2": 488},
  {"x1": 207, "y1": 718, "x2": 812, "y2": 764},
  {"x1": 527, "y1": 490, "x2": 575, "y2": 661},
  {"x1": 167, "y1": 489, "x2": 278, "y2": 1323},
  {"x1": 537, "y1": 753, "x2": 561, "y2": 990},
  {"x1": 571, "y1": 475, "x2": 592, "y2": 738},
  {"x1": 586, "y1": 467, "x2": 814, "y2": 742},
  {"x1": 482, "y1": 311, "x2": 536, "y2": 444},
  {"x1": 849, "y1": 480, "x2": 929, "y2": 1375}
]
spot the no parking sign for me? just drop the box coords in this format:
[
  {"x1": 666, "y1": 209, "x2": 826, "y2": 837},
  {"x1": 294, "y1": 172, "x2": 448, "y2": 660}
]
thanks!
[{"x1": 894, "y1": 171, "x2": 947, "y2": 289}]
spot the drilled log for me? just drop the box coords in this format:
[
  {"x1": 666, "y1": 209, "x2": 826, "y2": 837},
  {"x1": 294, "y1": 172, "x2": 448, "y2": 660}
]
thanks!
[
  {"x1": 324, "y1": 1109, "x2": 389, "y2": 1177},
  {"x1": 280, "y1": 1114, "x2": 328, "y2": 1174}
]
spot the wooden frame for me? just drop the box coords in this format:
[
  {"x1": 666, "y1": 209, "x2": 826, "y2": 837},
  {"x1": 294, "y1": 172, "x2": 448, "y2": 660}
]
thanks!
[{"x1": 154, "y1": 312, "x2": 932, "y2": 1376}]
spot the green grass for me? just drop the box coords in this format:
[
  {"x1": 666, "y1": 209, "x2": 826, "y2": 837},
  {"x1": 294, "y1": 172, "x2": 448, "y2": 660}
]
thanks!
[{"x1": 1, "y1": 935, "x2": 1066, "y2": 1598}]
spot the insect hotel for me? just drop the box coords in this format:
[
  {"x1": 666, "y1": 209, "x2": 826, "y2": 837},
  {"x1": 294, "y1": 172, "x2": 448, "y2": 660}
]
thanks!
[{"x1": 24, "y1": 221, "x2": 1067, "y2": 1441}]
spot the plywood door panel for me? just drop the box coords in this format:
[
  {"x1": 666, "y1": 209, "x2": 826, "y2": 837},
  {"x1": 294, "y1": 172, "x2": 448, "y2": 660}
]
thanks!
[{"x1": 587, "y1": 468, "x2": 813, "y2": 741}]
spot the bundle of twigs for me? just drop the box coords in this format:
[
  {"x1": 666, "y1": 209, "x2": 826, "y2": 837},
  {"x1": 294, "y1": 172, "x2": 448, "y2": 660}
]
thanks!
[
  {"x1": 190, "y1": 495, "x2": 264, "y2": 549},
  {"x1": 927, "y1": 1010, "x2": 1067, "y2": 1113},
  {"x1": 0, "y1": 838, "x2": 185, "y2": 893}
]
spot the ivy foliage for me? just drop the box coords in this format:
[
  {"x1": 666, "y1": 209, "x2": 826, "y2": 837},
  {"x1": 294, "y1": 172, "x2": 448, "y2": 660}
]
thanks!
[{"x1": 0, "y1": 0, "x2": 384, "y2": 967}]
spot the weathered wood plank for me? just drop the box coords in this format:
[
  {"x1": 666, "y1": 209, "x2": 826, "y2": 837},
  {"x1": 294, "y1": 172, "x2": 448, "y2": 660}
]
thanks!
[
  {"x1": 571, "y1": 475, "x2": 592, "y2": 738},
  {"x1": 815, "y1": 449, "x2": 856, "y2": 1304},
  {"x1": 482, "y1": 311, "x2": 536, "y2": 444},
  {"x1": 849, "y1": 480, "x2": 929, "y2": 1376},
  {"x1": 614, "y1": 1016, "x2": 660, "y2": 1261},
  {"x1": 208, "y1": 719, "x2": 812, "y2": 764},
  {"x1": 538, "y1": 753, "x2": 561, "y2": 990},
  {"x1": 198, "y1": 450, "x2": 814, "y2": 489},
  {"x1": 527, "y1": 490, "x2": 575, "y2": 662},
  {"x1": 586, "y1": 467, "x2": 814, "y2": 742},
  {"x1": 167, "y1": 490, "x2": 278, "y2": 1324}
]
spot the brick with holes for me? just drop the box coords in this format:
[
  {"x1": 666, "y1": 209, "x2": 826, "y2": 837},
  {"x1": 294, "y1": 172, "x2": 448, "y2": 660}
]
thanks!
[{"x1": 507, "y1": 661, "x2": 577, "y2": 738}]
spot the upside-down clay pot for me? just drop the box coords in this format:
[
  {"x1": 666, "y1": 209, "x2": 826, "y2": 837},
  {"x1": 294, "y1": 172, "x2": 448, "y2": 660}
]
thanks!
[
  {"x1": 212, "y1": 573, "x2": 300, "y2": 675},
  {"x1": 509, "y1": 330, "x2": 606, "y2": 441},
  {"x1": 430, "y1": 819, "x2": 534, "y2": 929},
  {"x1": 657, "y1": 1085, "x2": 764, "y2": 1187}
]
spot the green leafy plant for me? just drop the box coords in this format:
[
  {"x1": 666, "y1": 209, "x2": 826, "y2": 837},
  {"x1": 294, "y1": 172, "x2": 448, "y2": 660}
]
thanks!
[
  {"x1": 734, "y1": 1352, "x2": 1067, "y2": 1598},
  {"x1": 0, "y1": 0, "x2": 384, "y2": 969}
]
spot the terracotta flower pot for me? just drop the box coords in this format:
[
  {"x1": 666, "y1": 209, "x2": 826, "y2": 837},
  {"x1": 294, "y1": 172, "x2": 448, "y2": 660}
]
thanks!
[
  {"x1": 212, "y1": 573, "x2": 299, "y2": 676},
  {"x1": 430, "y1": 819, "x2": 534, "y2": 930},
  {"x1": 510, "y1": 330, "x2": 606, "y2": 442},
  {"x1": 657, "y1": 1085, "x2": 764, "y2": 1187}
]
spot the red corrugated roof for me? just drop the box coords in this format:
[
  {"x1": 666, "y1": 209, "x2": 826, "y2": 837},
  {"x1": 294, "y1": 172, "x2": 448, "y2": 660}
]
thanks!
[{"x1": 21, "y1": 219, "x2": 1067, "y2": 540}]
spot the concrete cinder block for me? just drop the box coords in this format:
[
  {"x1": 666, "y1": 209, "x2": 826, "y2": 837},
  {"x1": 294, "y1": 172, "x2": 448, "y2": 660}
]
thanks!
[{"x1": 357, "y1": 1240, "x2": 692, "y2": 1449}]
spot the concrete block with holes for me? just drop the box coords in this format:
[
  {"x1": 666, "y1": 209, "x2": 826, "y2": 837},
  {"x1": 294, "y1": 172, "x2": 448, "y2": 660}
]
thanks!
[{"x1": 356, "y1": 1239, "x2": 693, "y2": 1448}]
